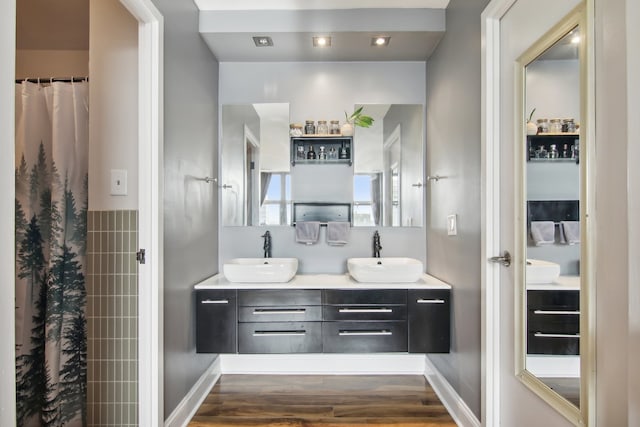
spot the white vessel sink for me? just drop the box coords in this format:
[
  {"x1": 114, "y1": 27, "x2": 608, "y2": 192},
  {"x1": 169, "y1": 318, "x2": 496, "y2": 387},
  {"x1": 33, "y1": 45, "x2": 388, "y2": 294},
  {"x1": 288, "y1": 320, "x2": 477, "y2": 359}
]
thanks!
[
  {"x1": 223, "y1": 258, "x2": 298, "y2": 283},
  {"x1": 347, "y1": 257, "x2": 423, "y2": 283},
  {"x1": 526, "y1": 259, "x2": 561, "y2": 284}
]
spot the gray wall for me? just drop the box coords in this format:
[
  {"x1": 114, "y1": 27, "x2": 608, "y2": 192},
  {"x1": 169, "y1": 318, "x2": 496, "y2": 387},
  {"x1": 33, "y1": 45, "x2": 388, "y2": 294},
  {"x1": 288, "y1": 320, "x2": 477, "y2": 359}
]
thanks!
[
  {"x1": 219, "y1": 62, "x2": 427, "y2": 271},
  {"x1": 425, "y1": 0, "x2": 490, "y2": 418},
  {"x1": 149, "y1": 0, "x2": 220, "y2": 418}
]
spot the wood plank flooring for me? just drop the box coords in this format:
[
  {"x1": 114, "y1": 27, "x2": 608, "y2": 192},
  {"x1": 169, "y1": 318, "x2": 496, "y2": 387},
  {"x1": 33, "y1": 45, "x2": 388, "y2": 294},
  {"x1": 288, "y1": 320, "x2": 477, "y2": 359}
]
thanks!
[{"x1": 189, "y1": 375, "x2": 457, "y2": 427}]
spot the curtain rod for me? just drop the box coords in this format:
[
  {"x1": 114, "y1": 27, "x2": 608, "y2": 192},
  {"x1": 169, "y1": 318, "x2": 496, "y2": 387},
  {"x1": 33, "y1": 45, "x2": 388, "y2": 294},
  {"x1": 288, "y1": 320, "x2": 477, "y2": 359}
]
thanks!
[{"x1": 15, "y1": 77, "x2": 89, "y2": 84}]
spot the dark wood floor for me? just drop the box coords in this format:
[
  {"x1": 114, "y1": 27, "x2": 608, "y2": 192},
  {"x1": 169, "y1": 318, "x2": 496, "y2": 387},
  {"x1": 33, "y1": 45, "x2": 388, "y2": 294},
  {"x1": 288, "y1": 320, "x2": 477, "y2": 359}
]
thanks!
[{"x1": 189, "y1": 375, "x2": 457, "y2": 427}]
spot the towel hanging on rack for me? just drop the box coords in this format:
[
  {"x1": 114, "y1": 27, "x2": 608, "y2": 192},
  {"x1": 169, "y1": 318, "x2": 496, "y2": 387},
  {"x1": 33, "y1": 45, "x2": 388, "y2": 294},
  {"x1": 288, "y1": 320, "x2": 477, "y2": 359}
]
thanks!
[
  {"x1": 295, "y1": 221, "x2": 321, "y2": 245},
  {"x1": 559, "y1": 221, "x2": 580, "y2": 244},
  {"x1": 530, "y1": 221, "x2": 556, "y2": 246}
]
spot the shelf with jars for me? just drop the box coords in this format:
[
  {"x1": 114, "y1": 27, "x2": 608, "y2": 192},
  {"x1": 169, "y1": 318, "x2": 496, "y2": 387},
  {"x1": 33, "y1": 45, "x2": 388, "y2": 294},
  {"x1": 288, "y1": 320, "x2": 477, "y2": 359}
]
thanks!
[
  {"x1": 526, "y1": 133, "x2": 579, "y2": 163},
  {"x1": 290, "y1": 136, "x2": 353, "y2": 166}
]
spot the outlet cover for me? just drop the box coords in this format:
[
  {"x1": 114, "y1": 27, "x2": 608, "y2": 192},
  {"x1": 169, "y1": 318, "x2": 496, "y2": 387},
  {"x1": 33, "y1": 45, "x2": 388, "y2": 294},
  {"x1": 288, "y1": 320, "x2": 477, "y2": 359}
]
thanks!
[
  {"x1": 447, "y1": 214, "x2": 457, "y2": 236},
  {"x1": 110, "y1": 169, "x2": 128, "y2": 196}
]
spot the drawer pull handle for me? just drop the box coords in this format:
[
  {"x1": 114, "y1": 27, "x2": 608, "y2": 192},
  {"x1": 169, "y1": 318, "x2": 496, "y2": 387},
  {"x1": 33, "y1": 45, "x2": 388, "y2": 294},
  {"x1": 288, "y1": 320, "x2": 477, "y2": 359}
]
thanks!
[
  {"x1": 253, "y1": 330, "x2": 306, "y2": 337},
  {"x1": 201, "y1": 299, "x2": 229, "y2": 304},
  {"x1": 534, "y1": 332, "x2": 580, "y2": 338},
  {"x1": 252, "y1": 309, "x2": 306, "y2": 315},
  {"x1": 417, "y1": 299, "x2": 445, "y2": 304},
  {"x1": 338, "y1": 330, "x2": 392, "y2": 336},
  {"x1": 534, "y1": 310, "x2": 580, "y2": 315},
  {"x1": 338, "y1": 308, "x2": 392, "y2": 313}
]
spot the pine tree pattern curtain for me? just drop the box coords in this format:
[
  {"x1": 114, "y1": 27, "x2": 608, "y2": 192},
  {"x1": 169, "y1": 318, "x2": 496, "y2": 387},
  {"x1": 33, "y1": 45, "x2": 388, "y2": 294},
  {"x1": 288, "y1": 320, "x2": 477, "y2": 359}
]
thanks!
[{"x1": 15, "y1": 81, "x2": 89, "y2": 426}]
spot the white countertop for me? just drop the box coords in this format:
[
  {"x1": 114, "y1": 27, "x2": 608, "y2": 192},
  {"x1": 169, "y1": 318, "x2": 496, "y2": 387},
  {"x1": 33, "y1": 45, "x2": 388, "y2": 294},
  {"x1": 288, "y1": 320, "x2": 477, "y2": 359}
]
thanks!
[
  {"x1": 527, "y1": 275, "x2": 580, "y2": 291},
  {"x1": 194, "y1": 273, "x2": 452, "y2": 290}
]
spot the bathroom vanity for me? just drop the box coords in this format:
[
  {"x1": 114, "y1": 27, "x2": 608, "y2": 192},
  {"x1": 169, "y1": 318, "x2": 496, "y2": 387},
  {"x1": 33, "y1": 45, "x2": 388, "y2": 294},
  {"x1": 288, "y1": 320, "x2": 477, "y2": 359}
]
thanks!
[
  {"x1": 526, "y1": 276, "x2": 580, "y2": 356},
  {"x1": 195, "y1": 274, "x2": 451, "y2": 355}
]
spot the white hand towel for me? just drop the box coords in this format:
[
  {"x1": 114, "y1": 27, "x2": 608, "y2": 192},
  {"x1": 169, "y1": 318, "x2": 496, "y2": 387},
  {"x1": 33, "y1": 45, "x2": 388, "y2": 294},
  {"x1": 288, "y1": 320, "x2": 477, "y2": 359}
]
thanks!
[
  {"x1": 530, "y1": 221, "x2": 556, "y2": 246},
  {"x1": 560, "y1": 221, "x2": 580, "y2": 244},
  {"x1": 326, "y1": 221, "x2": 350, "y2": 246},
  {"x1": 295, "y1": 221, "x2": 321, "y2": 245}
]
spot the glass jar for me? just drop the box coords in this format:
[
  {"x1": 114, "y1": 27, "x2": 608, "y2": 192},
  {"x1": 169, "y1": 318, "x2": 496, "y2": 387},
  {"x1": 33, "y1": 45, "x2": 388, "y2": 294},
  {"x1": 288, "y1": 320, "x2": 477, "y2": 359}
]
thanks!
[
  {"x1": 304, "y1": 120, "x2": 316, "y2": 135},
  {"x1": 536, "y1": 118, "x2": 549, "y2": 133},
  {"x1": 289, "y1": 124, "x2": 303, "y2": 137},
  {"x1": 329, "y1": 120, "x2": 340, "y2": 135},
  {"x1": 563, "y1": 118, "x2": 576, "y2": 133},
  {"x1": 536, "y1": 145, "x2": 548, "y2": 159},
  {"x1": 296, "y1": 144, "x2": 306, "y2": 160},
  {"x1": 549, "y1": 118, "x2": 563, "y2": 133},
  {"x1": 317, "y1": 120, "x2": 329, "y2": 135}
]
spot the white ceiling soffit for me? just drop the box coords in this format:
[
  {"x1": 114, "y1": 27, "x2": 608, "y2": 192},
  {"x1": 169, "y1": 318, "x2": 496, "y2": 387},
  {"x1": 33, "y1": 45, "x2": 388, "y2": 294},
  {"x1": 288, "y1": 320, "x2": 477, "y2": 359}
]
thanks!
[
  {"x1": 194, "y1": 0, "x2": 450, "y2": 11},
  {"x1": 198, "y1": 8, "x2": 446, "y2": 62}
]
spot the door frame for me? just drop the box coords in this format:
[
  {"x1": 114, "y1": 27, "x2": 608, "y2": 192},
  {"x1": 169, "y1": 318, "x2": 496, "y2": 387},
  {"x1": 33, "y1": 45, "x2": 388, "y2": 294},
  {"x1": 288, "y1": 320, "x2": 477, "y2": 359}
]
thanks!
[
  {"x1": 118, "y1": 0, "x2": 164, "y2": 425},
  {"x1": 0, "y1": 1, "x2": 17, "y2": 423},
  {"x1": 481, "y1": 1, "x2": 516, "y2": 424}
]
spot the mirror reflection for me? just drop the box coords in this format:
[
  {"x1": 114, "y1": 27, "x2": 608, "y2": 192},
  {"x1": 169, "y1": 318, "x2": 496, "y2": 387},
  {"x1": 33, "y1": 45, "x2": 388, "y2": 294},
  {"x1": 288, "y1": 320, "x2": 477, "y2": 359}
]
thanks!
[
  {"x1": 524, "y1": 25, "x2": 582, "y2": 408},
  {"x1": 221, "y1": 103, "x2": 291, "y2": 226},
  {"x1": 221, "y1": 103, "x2": 424, "y2": 227},
  {"x1": 353, "y1": 104, "x2": 424, "y2": 227}
]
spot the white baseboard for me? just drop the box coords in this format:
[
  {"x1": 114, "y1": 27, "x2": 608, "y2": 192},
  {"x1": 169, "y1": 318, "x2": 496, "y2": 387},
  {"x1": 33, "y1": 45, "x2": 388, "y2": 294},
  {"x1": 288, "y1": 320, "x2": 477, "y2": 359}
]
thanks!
[
  {"x1": 220, "y1": 353, "x2": 426, "y2": 375},
  {"x1": 164, "y1": 357, "x2": 221, "y2": 427},
  {"x1": 424, "y1": 356, "x2": 481, "y2": 427}
]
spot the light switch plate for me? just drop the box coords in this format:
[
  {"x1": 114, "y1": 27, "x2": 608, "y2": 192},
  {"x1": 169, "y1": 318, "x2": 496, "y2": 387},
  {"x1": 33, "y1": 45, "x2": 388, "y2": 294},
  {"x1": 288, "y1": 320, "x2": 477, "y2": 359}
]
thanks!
[
  {"x1": 110, "y1": 169, "x2": 128, "y2": 196},
  {"x1": 447, "y1": 214, "x2": 457, "y2": 236}
]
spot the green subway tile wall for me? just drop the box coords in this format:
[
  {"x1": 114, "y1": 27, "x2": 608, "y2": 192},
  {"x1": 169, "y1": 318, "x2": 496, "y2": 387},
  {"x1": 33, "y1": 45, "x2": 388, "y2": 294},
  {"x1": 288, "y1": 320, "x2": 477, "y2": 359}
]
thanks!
[{"x1": 87, "y1": 210, "x2": 138, "y2": 426}]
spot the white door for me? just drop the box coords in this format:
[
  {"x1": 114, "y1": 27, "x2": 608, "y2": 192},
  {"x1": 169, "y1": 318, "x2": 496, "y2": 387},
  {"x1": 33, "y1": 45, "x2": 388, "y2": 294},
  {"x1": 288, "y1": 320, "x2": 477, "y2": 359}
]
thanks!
[{"x1": 482, "y1": 0, "x2": 581, "y2": 425}]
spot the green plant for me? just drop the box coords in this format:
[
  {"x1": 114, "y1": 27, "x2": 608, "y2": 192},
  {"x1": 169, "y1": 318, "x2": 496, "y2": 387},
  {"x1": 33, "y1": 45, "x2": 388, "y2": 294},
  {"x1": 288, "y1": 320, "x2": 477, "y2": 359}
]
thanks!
[{"x1": 345, "y1": 106, "x2": 374, "y2": 128}]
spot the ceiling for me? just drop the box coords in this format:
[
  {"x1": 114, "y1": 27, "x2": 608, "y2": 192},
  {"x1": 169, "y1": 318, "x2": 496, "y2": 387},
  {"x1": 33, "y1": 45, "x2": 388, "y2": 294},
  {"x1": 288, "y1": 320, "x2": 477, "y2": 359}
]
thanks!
[
  {"x1": 194, "y1": 0, "x2": 450, "y2": 11},
  {"x1": 17, "y1": 0, "x2": 89, "y2": 50},
  {"x1": 197, "y1": 3, "x2": 449, "y2": 62}
]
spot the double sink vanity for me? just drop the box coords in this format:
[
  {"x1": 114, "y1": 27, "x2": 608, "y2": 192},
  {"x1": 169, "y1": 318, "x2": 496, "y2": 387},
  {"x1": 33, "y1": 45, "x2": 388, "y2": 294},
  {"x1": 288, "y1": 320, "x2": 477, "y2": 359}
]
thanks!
[{"x1": 195, "y1": 257, "x2": 451, "y2": 355}]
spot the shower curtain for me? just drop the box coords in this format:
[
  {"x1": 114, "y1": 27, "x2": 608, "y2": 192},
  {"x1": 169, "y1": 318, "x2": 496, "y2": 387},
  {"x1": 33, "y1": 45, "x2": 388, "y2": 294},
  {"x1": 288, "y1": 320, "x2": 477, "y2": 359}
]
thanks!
[{"x1": 15, "y1": 81, "x2": 89, "y2": 427}]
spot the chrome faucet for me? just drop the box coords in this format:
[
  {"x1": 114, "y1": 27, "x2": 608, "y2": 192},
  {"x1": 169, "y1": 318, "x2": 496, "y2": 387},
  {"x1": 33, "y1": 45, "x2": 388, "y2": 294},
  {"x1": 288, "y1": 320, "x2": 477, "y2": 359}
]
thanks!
[
  {"x1": 262, "y1": 231, "x2": 272, "y2": 258},
  {"x1": 372, "y1": 230, "x2": 382, "y2": 258}
]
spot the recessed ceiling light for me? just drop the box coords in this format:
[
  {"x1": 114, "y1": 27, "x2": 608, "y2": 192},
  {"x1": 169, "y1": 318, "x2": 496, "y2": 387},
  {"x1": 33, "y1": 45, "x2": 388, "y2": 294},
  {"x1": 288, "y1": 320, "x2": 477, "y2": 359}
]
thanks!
[
  {"x1": 372, "y1": 36, "x2": 391, "y2": 47},
  {"x1": 253, "y1": 36, "x2": 273, "y2": 47},
  {"x1": 570, "y1": 34, "x2": 580, "y2": 44},
  {"x1": 313, "y1": 36, "x2": 332, "y2": 48}
]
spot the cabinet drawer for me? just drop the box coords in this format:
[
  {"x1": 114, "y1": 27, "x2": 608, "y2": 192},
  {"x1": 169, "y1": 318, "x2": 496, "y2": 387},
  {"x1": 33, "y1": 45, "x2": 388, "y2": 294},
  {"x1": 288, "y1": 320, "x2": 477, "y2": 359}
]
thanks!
[
  {"x1": 323, "y1": 289, "x2": 406, "y2": 305},
  {"x1": 527, "y1": 331, "x2": 580, "y2": 355},
  {"x1": 239, "y1": 305, "x2": 322, "y2": 322},
  {"x1": 196, "y1": 290, "x2": 237, "y2": 353},
  {"x1": 407, "y1": 290, "x2": 450, "y2": 353},
  {"x1": 239, "y1": 289, "x2": 321, "y2": 307},
  {"x1": 322, "y1": 321, "x2": 407, "y2": 353},
  {"x1": 527, "y1": 290, "x2": 579, "y2": 310},
  {"x1": 238, "y1": 322, "x2": 322, "y2": 354},
  {"x1": 528, "y1": 310, "x2": 579, "y2": 333},
  {"x1": 322, "y1": 305, "x2": 406, "y2": 321}
]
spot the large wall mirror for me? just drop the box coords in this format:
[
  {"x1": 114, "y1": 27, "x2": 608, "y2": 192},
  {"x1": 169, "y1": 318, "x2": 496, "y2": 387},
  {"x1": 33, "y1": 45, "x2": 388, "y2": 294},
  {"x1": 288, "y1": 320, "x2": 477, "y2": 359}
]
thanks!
[
  {"x1": 516, "y1": 4, "x2": 592, "y2": 424},
  {"x1": 221, "y1": 103, "x2": 424, "y2": 227}
]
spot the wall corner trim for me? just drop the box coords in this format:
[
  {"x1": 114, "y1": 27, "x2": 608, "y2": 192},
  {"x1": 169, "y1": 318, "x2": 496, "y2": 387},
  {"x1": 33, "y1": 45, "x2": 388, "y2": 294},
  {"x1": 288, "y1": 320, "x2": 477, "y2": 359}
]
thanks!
[
  {"x1": 164, "y1": 357, "x2": 221, "y2": 427},
  {"x1": 424, "y1": 356, "x2": 481, "y2": 427}
]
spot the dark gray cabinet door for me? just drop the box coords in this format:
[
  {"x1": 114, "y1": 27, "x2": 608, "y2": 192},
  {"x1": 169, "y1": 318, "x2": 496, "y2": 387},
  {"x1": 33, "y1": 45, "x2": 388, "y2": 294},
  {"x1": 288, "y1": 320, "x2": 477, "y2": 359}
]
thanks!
[
  {"x1": 322, "y1": 321, "x2": 407, "y2": 353},
  {"x1": 238, "y1": 322, "x2": 322, "y2": 353},
  {"x1": 196, "y1": 290, "x2": 237, "y2": 353},
  {"x1": 408, "y1": 289, "x2": 451, "y2": 353}
]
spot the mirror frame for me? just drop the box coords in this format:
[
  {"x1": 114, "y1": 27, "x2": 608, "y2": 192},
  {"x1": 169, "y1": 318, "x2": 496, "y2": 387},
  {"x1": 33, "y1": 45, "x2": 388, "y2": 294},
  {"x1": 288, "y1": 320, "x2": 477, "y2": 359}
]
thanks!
[{"x1": 514, "y1": 3, "x2": 595, "y2": 425}]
